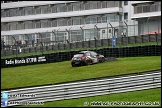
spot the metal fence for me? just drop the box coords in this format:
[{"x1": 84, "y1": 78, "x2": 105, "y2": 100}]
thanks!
[
  {"x1": 1, "y1": 34, "x2": 161, "y2": 57},
  {"x1": 1, "y1": 70, "x2": 161, "y2": 107},
  {"x1": 1, "y1": 19, "x2": 161, "y2": 57}
]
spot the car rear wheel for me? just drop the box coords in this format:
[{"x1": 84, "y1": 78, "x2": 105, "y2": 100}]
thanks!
[{"x1": 71, "y1": 63, "x2": 76, "y2": 67}]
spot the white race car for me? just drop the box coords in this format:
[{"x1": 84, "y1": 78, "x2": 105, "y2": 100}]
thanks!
[{"x1": 71, "y1": 51, "x2": 105, "y2": 67}]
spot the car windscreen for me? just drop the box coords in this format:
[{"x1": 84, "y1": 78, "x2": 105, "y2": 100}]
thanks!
[{"x1": 74, "y1": 54, "x2": 84, "y2": 57}]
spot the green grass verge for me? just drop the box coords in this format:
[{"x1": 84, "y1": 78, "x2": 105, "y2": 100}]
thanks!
[
  {"x1": 1, "y1": 42, "x2": 161, "y2": 59},
  {"x1": 1, "y1": 56, "x2": 161, "y2": 90},
  {"x1": 18, "y1": 88, "x2": 161, "y2": 107}
]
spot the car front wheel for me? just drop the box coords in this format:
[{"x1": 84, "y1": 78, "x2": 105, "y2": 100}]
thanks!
[
  {"x1": 85, "y1": 60, "x2": 91, "y2": 66},
  {"x1": 99, "y1": 57, "x2": 105, "y2": 63}
]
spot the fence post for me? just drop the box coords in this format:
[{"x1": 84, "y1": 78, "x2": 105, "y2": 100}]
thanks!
[
  {"x1": 94, "y1": 24, "x2": 98, "y2": 49},
  {"x1": 66, "y1": 27, "x2": 72, "y2": 42},
  {"x1": 94, "y1": 37, "x2": 97, "y2": 50},
  {"x1": 66, "y1": 40, "x2": 70, "y2": 52},
  {"x1": 1, "y1": 40, "x2": 5, "y2": 50},
  {"x1": 11, "y1": 36, "x2": 18, "y2": 57},
  {"x1": 37, "y1": 32, "x2": 44, "y2": 54},
  {"x1": 80, "y1": 26, "x2": 84, "y2": 42},
  {"x1": 40, "y1": 42, "x2": 43, "y2": 54},
  {"x1": 124, "y1": 21, "x2": 128, "y2": 46},
  {"x1": 24, "y1": 34, "x2": 29, "y2": 47},
  {"x1": 155, "y1": 32, "x2": 158, "y2": 45}
]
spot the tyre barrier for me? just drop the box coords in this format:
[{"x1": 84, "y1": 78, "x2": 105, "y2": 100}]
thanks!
[{"x1": 1, "y1": 45, "x2": 161, "y2": 68}]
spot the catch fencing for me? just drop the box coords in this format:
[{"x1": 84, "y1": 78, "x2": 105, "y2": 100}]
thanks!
[
  {"x1": 1, "y1": 70, "x2": 161, "y2": 107},
  {"x1": 1, "y1": 34, "x2": 161, "y2": 57}
]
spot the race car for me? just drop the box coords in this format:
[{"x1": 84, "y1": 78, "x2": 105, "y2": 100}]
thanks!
[{"x1": 71, "y1": 51, "x2": 105, "y2": 67}]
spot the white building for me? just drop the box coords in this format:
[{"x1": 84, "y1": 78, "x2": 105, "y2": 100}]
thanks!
[
  {"x1": 1, "y1": 1, "x2": 160, "y2": 46},
  {"x1": 131, "y1": 1, "x2": 161, "y2": 35}
]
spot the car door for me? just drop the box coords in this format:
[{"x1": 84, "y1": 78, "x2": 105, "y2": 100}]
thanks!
[{"x1": 89, "y1": 51, "x2": 98, "y2": 63}]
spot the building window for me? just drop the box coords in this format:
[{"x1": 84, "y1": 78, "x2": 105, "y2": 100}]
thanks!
[
  {"x1": 137, "y1": 6, "x2": 142, "y2": 13},
  {"x1": 24, "y1": 21, "x2": 33, "y2": 29},
  {"x1": 119, "y1": 15, "x2": 122, "y2": 21},
  {"x1": 52, "y1": 5, "x2": 57, "y2": 13},
  {"x1": 35, "y1": 7, "x2": 41, "y2": 14},
  {"x1": 73, "y1": 3, "x2": 80, "y2": 11},
  {"x1": 102, "y1": 16, "x2": 107, "y2": 23},
  {"x1": 1, "y1": 23, "x2": 6, "y2": 31},
  {"x1": 24, "y1": 7, "x2": 34, "y2": 15},
  {"x1": 57, "y1": 4, "x2": 67, "y2": 12},
  {"x1": 41, "y1": 5, "x2": 51, "y2": 14},
  {"x1": 124, "y1": 1, "x2": 128, "y2": 5},
  {"x1": 90, "y1": 1, "x2": 97, "y2": 9},
  {"x1": 114, "y1": 14, "x2": 119, "y2": 22},
  {"x1": 67, "y1": 19, "x2": 73, "y2": 26},
  {"x1": 109, "y1": 1, "x2": 115, "y2": 7},
  {"x1": 5, "y1": 23, "x2": 10, "y2": 31},
  {"x1": 114, "y1": 1, "x2": 119, "y2": 7},
  {"x1": 35, "y1": 21, "x2": 41, "y2": 28},
  {"x1": 10, "y1": 22, "x2": 17, "y2": 30},
  {"x1": 16, "y1": 22, "x2": 21, "y2": 30},
  {"x1": 57, "y1": 19, "x2": 64, "y2": 26},
  {"x1": 97, "y1": 1, "x2": 101, "y2": 9},
  {"x1": 5, "y1": 10, "x2": 10, "y2": 17},
  {"x1": 109, "y1": 14, "x2": 115, "y2": 22},
  {"x1": 20, "y1": 22, "x2": 25, "y2": 29},
  {"x1": 150, "y1": 4, "x2": 155, "y2": 12},
  {"x1": 85, "y1": 2, "x2": 90, "y2": 10},
  {"x1": 85, "y1": 17, "x2": 90, "y2": 24},
  {"x1": 63, "y1": 19, "x2": 67, "y2": 26},
  {"x1": 73, "y1": 17, "x2": 80, "y2": 25},
  {"x1": 134, "y1": 6, "x2": 137, "y2": 13},
  {"x1": 90, "y1": 16, "x2": 97, "y2": 24},
  {"x1": 124, "y1": 13, "x2": 128, "y2": 20},
  {"x1": 143, "y1": 5, "x2": 150, "y2": 12},
  {"x1": 20, "y1": 8, "x2": 25, "y2": 16},
  {"x1": 41, "y1": 20, "x2": 48, "y2": 28},
  {"x1": 101, "y1": 1, "x2": 107, "y2": 8},
  {"x1": 97, "y1": 16, "x2": 101, "y2": 23},
  {"x1": 62, "y1": 5, "x2": 67, "y2": 12},
  {"x1": 67, "y1": 4, "x2": 73, "y2": 11},
  {"x1": 52, "y1": 19, "x2": 57, "y2": 27},
  {"x1": 16, "y1": 8, "x2": 21, "y2": 16},
  {"x1": 1, "y1": 10, "x2": 5, "y2": 18},
  {"x1": 80, "y1": 18, "x2": 84, "y2": 25},
  {"x1": 47, "y1": 20, "x2": 51, "y2": 27},
  {"x1": 155, "y1": 3, "x2": 160, "y2": 11},
  {"x1": 9, "y1": 9, "x2": 14, "y2": 17},
  {"x1": 80, "y1": 3, "x2": 84, "y2": 10}
]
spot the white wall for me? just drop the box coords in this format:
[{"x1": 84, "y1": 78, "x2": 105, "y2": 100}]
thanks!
[
  {"x1": 1, "y1": 7, "x2": 121, "y2": 23},
  {"x1": 1, "y1": 1, "x2": 77, "y2": 9},
  {"x1": 131, "y1": 12, "x2": 161, "y2": 19},
  {"x1": 122, "y1": 1, "x2": 134, "y2": 21}
]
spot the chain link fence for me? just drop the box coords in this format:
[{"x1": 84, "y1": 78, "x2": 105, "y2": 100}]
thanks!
[{"x1": 1, "y1": 19, "x2": 161, "y2": 58}]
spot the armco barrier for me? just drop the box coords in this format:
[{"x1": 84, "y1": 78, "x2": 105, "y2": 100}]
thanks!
[
  {"x1": 1, "y1": 45, "x2": 161, "y2": 68},
  {"x1": 1, "y1": 70, "x2": 161, "y2": 107}
]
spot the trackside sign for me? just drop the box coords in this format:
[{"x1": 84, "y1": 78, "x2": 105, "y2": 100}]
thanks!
[{"x1": 5, "y1": 56, "x2": 46, "y2": 65}]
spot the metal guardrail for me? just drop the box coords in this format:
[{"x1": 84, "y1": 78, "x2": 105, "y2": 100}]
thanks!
[{"x1": 1, "y1": 70, "x2": 161, "y2": 107}]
